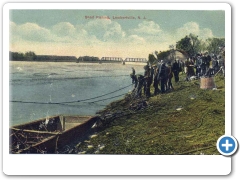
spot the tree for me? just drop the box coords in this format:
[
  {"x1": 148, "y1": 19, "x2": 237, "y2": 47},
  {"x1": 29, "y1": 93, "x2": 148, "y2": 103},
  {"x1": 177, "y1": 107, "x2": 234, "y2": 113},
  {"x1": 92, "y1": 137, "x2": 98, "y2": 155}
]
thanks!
[
  {"x1": 206, "y1": 38, "x2": 225, "y2": 55},
  {"x1": 148, "y1": 54, "x2": 157, "y2": 65},
  {"x1": 78, "y1": 56, "x2": 99, "y2": 61},
  {"x1": 176, "y1": 35, "x2": 192, "y2": 56},
  {"x1": 176, "y1": 33, "x2": 201, "y2": 57},
  {"x1": 9, "y1": 51, "x2": 24, "y2": 61},
  {"x1": 189, "y1": 33, "x2": 201, "y2": 56},
  {"x1": 24, "y1": 51, "x2": 37, "y2": 61},
  {"x1": 198, "y1": 40, "x2": 207, "y2": 53},
  {"x1": 157, "y1": 50, "x2": 170, "y2": 60}
]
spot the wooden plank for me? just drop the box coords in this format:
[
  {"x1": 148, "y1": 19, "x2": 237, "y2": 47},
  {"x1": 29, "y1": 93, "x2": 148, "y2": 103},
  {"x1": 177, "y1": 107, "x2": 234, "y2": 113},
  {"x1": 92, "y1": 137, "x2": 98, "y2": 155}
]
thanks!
[{"x1": 10, "y1": 127, "x2": 61, "y2": 135}]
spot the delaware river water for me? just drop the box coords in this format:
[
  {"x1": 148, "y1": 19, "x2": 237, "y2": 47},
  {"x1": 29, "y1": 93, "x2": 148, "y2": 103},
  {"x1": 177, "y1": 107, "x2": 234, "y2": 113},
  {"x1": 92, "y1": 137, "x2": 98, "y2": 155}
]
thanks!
[{"x1": 9, "y1": 61, "x2": 144, "y2": 126}]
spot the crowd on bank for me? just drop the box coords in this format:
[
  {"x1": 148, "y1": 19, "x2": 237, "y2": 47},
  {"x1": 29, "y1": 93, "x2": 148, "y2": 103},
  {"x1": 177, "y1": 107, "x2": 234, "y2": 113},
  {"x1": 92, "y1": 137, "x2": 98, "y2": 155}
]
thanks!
[{"x1": 130, "y1": 53, "x2": 225, "y2": 98}]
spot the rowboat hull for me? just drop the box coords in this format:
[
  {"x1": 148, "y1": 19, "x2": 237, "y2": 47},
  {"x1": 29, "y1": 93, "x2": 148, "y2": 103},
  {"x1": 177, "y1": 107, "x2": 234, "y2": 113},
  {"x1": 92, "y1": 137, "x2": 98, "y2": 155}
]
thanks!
[{"x1": 10, "y1": 115, "x2": 100, "y2": 154}]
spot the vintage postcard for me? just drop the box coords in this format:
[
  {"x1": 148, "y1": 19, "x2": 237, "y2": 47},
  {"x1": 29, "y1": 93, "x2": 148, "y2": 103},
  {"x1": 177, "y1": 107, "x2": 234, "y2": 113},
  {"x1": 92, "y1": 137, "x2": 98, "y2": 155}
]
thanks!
[{"x1": 3, "y1": 2, "x2": 233, "y2": 175}]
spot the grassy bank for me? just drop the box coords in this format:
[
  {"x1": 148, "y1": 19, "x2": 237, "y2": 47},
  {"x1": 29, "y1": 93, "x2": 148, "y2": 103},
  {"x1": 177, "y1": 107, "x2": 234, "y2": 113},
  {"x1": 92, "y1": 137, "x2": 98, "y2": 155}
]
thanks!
[{"x1": 74, "y1": 74, "x2": 225, "y2": 155}]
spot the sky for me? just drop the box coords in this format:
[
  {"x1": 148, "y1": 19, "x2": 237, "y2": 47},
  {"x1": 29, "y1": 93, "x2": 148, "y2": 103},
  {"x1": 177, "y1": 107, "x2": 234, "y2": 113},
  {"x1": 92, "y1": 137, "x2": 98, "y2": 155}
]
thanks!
[{"x1": 9, "y1": 9, "x2": 225, "y2": 59}]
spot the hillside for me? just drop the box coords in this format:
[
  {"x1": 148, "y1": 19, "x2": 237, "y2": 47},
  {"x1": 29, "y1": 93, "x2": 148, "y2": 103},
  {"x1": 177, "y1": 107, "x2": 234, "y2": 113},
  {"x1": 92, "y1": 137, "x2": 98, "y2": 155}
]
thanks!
[{"x1": 70, "y1": 74, "x2": 225, "y2": 155}]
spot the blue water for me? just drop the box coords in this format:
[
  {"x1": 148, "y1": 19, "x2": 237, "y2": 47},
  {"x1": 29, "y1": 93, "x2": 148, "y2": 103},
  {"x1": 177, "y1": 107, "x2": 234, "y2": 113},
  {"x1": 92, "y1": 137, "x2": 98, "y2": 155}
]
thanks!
[{"x1": 9, "y1": 61, "x2": 145, "y2": 126}]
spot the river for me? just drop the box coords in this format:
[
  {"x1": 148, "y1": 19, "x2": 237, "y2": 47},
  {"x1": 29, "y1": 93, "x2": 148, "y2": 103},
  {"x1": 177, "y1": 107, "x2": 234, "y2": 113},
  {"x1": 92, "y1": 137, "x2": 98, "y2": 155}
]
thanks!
[{"x1": 9, "y1": 61, "x2": 145, "y2": 126}]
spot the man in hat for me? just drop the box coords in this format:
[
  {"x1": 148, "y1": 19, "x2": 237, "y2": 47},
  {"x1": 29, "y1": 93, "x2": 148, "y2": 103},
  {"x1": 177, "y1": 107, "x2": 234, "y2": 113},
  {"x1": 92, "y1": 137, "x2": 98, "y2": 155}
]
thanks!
[
  {"x1": 132, "y1": 67, "x2": 136, "y2": 76},
  {"x1": 172, "y1": 59, "x2": 180, "y2": 82},
  {"x1": 130, "y1": 67, "x2": 136, "y2": 84},
  {"x1": 166, "y1": 61, "x2": 174, "y2": 90},
  {"x1": 153, "y1": 64, "x2": 160, "y2": 95},
  {"x1": 157, "y1": 60, "x2": 167, "y2": 93},
  {"x1": 143, "y1": 64, "x2": 151, "y2": 97},
  {"x1": 180, "y1": 60, "x2": 185, "y2": 74}
]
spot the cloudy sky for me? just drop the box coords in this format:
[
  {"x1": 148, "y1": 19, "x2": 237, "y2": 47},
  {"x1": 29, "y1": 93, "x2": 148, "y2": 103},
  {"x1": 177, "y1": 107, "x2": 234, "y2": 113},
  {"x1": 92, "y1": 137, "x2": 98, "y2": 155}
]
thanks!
[{"x1": 9, "y1": 10, "x2": 225, "y2": 59}]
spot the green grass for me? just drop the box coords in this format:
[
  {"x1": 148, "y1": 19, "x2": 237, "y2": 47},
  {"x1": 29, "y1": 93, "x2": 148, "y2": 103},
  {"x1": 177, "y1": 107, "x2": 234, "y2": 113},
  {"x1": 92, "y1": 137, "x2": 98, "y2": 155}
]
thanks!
[{"x1": 75, "y1": 74, "x2": 225, "y2": 155}]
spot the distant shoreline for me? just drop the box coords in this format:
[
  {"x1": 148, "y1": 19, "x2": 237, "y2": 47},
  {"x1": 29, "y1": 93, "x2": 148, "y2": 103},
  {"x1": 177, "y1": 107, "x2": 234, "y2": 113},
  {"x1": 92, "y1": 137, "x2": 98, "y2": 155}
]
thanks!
[{"x1": 10, "y1": 60, "x2": 147, "y2": 65}]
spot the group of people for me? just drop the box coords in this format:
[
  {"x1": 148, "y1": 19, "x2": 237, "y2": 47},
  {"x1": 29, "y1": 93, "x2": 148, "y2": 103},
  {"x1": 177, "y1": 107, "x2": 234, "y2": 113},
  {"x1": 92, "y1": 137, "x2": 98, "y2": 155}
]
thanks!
[
  {"x1": 130, "y1": 60, "x2": 179, "y2": 98},
  {"x1": 184, "y1": 53, "x2": 225, "y2": 80},
  {"x1": 130, "y1": 53, "x2": 225, "y2": 98},
  {"x1": 195, "y1": 54, "x2": 225, "y2": 78}
]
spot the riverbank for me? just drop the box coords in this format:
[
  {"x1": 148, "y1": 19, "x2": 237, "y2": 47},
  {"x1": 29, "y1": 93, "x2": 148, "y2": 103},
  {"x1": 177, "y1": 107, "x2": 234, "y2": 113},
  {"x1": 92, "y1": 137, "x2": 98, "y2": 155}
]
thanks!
[{"x1": 68, "y1": 74, "x2": 225, "y2": 155}]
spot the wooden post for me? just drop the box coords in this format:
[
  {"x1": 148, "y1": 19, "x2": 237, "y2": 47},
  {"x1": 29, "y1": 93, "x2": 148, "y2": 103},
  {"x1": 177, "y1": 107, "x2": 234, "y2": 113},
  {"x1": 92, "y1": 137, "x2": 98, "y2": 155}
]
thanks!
[
  {"x1": 63, "y1": 116, "x2": 65, "y2": 131},
  {"x1": 60, "y1": 115, "x2": 65, "y2": 131}
]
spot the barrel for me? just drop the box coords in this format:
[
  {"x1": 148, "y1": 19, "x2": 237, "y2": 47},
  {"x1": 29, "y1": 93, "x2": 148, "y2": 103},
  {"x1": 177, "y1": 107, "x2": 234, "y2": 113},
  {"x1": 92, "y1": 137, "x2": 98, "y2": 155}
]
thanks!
[{"x1": 200, "y1": 77, "x2": 216, "y2": 89}]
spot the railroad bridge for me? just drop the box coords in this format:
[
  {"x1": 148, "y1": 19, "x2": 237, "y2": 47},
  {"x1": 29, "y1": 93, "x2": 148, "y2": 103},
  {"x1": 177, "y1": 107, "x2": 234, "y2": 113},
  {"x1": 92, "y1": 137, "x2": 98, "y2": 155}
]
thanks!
[
  {"x1": 101, "y1": 57, "x2": 147, "y2": 62},
  {"x1": 124, "y1": 58, "x2": 147, "y2": 62},
  {"x1": 101, "y1": 57, "x2": 123, "y2": 61}
]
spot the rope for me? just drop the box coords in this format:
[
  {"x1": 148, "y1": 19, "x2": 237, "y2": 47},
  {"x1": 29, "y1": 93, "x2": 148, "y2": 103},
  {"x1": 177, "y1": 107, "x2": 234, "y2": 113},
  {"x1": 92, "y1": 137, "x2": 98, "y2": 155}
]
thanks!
[
  {"x1": 10, "y1": 84, "x2": 133, "y2": 105},
  {"x1": 87, "y1": 93, "x2": 128, "y2": 103}
]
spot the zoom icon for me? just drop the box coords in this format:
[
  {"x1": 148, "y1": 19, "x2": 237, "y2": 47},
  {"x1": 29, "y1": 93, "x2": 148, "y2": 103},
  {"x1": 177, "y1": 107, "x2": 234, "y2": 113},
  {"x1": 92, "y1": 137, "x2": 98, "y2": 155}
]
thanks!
[{"x1": 217, "y1": 135, "x2": 238, "y2": 156}]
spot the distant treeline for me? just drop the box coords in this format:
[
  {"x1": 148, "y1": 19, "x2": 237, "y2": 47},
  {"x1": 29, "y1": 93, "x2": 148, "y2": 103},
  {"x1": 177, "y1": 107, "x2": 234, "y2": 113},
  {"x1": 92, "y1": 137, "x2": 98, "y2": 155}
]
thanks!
[
  {"x1": 36, "y1": 55, "x2": 77, "y2": 62},
  {"x1": 77, "y1": 56, "x2": 99, "y2": 62},
  {"x1": 10, "y1": 51, "x2": 37, "y2": 61},
  {"x1": 9, "y1": 51, "x2": 99, "y2": 62}
]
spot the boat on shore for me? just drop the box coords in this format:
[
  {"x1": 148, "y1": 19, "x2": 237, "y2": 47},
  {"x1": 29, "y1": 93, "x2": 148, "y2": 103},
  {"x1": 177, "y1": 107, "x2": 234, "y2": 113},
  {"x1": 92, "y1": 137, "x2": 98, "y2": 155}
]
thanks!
[{"x1": 9, "y1": 115, "x2": 100, "y2": 154}]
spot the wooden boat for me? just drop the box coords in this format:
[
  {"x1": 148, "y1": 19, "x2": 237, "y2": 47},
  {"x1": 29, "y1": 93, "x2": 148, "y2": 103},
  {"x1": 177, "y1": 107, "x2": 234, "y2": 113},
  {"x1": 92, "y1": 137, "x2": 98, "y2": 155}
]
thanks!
[{"x1": 9, "y1": 115, "x2": 100, "y2": 154}]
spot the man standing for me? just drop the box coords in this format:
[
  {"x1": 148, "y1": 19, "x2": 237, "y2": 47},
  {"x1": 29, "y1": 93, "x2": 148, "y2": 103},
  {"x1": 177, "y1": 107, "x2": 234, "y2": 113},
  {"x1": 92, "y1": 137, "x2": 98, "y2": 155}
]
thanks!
[
  {"x1": 157, "y1": 60, "x2": 167, "y2": 93},
  {"x1": 172, "y1": 60, "x2": 179, "y2": 82},
  {"x1": 132, "y1": 67, "x2": 136, "y2": 76},
  {"x1": 153, "y1": 65, "x2": 160, "y2": 95},
  {"x1": 196, "y1": 56, "x2": 202, "y2": 78},
  {"x1": 143, "y1": 65, "x2": 151, "y2": 97},
  {"x1": 166, "y1": 62, "x2": 174, "y2": 90},
  {"x1": 131, "y1": 67, "x2": 136, "y2": 84},
  {"x1": 180, "y1": 60, "x2": 185, "y2": 74}
]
